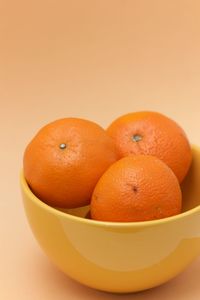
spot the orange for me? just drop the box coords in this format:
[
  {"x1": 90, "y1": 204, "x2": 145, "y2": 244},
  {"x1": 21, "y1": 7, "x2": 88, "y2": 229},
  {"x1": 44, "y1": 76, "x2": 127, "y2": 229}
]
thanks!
[
  {"x1": 107, "y1": 111, "x2": 192, "y2": 183},
  {"x1": 23, "y1": 118, "x2": 119, "y2": 208},
  {"x1": 91, "y1": 155, "x2": 182, "y2": 222}
]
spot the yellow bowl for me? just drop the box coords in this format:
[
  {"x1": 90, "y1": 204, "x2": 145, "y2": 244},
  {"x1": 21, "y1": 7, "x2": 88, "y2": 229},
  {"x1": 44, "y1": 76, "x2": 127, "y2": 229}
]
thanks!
[{"x1": 20, "y1": 145, "x2": 200, "y2": 293}]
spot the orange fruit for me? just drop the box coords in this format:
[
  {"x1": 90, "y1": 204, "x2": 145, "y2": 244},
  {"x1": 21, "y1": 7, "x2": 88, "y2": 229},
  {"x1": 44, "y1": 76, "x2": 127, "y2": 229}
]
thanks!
[
  {"x1": 107, "y1": 111, "x2": 192, "y2": 183},
  {"x1": 91, "y1": 155, "x2": 182, "y2": 222},
  {"x1": 23, "y1": 118, "x2": 119, "y2": 208}
]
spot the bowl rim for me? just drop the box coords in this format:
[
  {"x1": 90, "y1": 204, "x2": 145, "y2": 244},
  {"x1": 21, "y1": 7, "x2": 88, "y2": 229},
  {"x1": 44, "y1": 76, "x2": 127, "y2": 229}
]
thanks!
[{"x1": 20, "y1": 144, "x2": 200, "y2": 228}]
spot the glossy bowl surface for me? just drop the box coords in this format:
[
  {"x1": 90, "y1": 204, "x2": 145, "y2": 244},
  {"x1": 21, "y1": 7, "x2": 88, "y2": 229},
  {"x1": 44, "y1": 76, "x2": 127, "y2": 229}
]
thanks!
[{"x1": 20, "y1": 145, "x2": 200, "y2": 293}]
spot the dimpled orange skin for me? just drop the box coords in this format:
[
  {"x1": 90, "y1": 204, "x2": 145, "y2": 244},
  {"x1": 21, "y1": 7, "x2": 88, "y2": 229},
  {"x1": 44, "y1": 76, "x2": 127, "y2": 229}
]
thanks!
[
  {"x1": 107, "y1": 111, "x2": 192, "y2": 183},
  {"x1": 23, "y1": 118, "x2": 119, "y2": 208},
  {"x1": 91, "y1": 155, "x2": 182, "y2": 222}
]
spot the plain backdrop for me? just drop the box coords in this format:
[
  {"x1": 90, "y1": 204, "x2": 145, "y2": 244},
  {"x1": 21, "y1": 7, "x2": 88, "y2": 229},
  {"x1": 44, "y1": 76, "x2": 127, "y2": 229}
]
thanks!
[{"x1": 1, "y1": 0, "x2": 200, "y2": 299}]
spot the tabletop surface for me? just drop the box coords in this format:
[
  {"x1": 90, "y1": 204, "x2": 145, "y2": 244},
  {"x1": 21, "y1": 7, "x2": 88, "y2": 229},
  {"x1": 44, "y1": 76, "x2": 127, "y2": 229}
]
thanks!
[{"x1": 1, "y1": 1, "x2": 200, "y2": 299}]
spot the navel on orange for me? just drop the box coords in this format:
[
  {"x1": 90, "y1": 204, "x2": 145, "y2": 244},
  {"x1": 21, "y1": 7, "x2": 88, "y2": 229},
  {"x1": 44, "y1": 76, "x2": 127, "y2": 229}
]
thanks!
[
  {"x1": 23, "y1": 118, "x2": 119, "y2": 208},
  {"x1": 91, "y1": 155, "x2": 182, "y2": 222},
  {"x1": 107, "y1": 111, "x2": 192, "y2": 182}
]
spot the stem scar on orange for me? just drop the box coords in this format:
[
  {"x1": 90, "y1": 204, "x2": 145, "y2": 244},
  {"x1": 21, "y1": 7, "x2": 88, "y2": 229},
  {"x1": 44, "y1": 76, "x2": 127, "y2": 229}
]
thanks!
[
  {"x1": 91, "y1": 155, "x2": 182, "y2": 222},
  {"x1": 107, "y1": 111, "x2": 192, "y2": 183},
  {"x1": 23, "y1": 118, "x2": 119, "y2": 208}
]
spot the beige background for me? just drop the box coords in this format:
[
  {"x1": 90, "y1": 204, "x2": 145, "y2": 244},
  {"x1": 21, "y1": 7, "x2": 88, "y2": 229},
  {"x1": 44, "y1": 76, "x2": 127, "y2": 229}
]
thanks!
[{"x1": 1, "y1": 0, "x2": 200, "y2": 299}]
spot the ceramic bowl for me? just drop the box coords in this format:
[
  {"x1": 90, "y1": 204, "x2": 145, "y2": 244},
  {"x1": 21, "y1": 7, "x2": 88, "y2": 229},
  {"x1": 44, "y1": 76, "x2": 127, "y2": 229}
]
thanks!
[{"x1": 20, "y1": 145, "x2": 200, "y2": 293}]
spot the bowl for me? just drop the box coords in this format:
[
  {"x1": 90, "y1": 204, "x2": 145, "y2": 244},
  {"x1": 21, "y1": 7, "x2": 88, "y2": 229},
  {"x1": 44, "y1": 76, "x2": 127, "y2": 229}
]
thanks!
[{"x1": 20, "y1": 145, "x2": 200, "y2": 293}]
